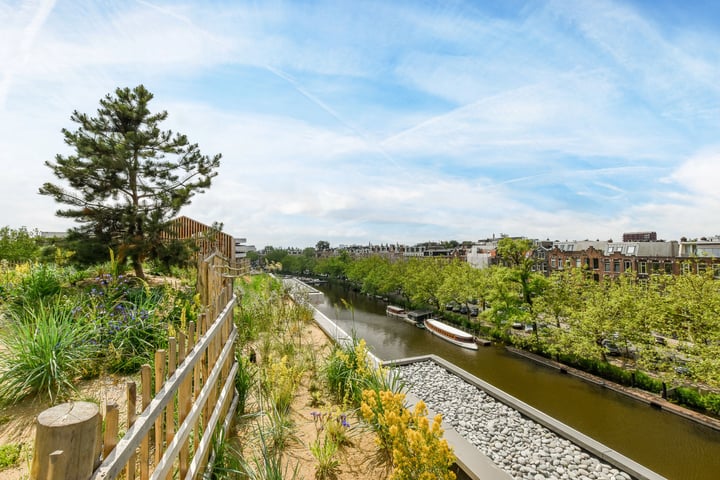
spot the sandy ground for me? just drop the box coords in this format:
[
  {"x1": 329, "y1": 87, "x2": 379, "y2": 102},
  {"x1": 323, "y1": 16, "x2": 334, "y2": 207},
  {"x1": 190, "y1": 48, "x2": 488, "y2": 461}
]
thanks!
[{"x1": 0, "y1": 320, "x2": 389, "y2": 479}]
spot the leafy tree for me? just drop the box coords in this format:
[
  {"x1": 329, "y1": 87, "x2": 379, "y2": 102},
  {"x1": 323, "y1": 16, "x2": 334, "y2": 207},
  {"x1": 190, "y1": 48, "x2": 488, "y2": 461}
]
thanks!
[
  {"x1": 401, "y1": 258, "x2": 446, "y2": 309},
  {"x1": 264, "y1": 247, "x2": 287, "y2": 264},
  {"x1": 315, "y1": 250, "x2": 351, "y2": 278},
  {"x1": 39, "y1": 85, "x2": 221, "y2": 279},
  {"x1": 316, "y1": 240, "x2": 330, "y2": 252},
  {"x1": 534, "y1": 267, "x2": 593, "y2": 328},
  {"x1": 496, "y1": 237, "x2": 546, "y2": 308},
  {"x1": 0, "y1": 226, "x2": 39, "y2": 262},
  {"x1": 437, "y1": 259, "x2": 476, "y2": 308},
  {"x1": 346, "y1": 255, "x2": 393, "y2": 296},
  {"x1": 482, "y1": 266, "x2": 526, "y2": 333}
]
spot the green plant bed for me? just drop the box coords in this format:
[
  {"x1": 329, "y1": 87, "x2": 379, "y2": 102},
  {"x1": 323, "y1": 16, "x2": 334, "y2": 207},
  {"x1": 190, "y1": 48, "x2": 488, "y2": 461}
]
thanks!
[{"x1": 0, "y1": 443, "x2": 23, "y2": 470}]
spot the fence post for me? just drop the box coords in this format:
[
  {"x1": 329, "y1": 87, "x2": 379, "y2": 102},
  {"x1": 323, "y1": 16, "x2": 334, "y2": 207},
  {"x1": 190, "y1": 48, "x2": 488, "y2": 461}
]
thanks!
[
  {"x1": 48, "y1": 450, "x2": 67, "y2": 480},
  {"x1": 31, "y1": 402, "x2": 101, "y2": 480}
]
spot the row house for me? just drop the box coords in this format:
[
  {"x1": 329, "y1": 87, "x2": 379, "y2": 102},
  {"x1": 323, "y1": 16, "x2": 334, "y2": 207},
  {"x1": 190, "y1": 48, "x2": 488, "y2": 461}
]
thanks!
[
  {"x1": 678, "y1": 236, "x2": 720, "y2": 276},
  {"x1": 546, "y1": 240, "x2": 688, "y2": 281}
]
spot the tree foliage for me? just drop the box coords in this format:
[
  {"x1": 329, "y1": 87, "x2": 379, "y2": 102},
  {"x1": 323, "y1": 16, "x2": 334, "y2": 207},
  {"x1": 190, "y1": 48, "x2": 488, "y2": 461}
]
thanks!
[
  {"x1": 39, "y1": 85, "x2": 221, "y2": 278},
  {"x1": 291, "y1": 250, "x2": 720, "y2": 389},
  {"x1": 0, "y1": 226, "x2": 39, "y2": 262}
]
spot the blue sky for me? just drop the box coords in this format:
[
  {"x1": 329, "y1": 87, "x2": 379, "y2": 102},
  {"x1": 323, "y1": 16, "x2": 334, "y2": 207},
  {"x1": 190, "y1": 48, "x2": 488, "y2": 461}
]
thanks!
[{"x1": 1, "y1": 0, "x2": 719, "y2": 248}]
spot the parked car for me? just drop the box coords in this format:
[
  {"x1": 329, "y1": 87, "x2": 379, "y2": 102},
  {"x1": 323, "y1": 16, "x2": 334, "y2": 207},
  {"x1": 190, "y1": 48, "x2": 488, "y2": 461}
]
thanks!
[
  {"x1": 469, "y1": 306, "x2": 479, "y2": 317},
  {"x1": 602, "y1": 339, "x2": 621, "y2": 356},
  {"x1": 511, "y1": 322, "x2": 523, "y2": 330},
  {"x1": 459, "y1": 304, "x2": 469, "y2": 315}
]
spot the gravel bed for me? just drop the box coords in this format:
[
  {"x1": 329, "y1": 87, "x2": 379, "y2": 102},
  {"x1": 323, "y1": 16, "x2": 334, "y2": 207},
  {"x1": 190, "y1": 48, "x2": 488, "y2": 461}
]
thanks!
[{"x1": 397, "y1": 360, "x2": 633, "y2": 480}]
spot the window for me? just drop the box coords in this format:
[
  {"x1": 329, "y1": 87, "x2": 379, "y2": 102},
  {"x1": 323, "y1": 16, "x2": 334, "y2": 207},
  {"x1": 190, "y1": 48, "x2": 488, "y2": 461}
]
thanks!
[
  {"x1": 639, "y1": 261, "x2": 647, "y2": 274},
  {"x1": 551, "y1": 257, "x2": 556, "y2": 268},
  {"x1": 665, "y1": 263, "x2": 672, "y2": 274},
  {"x1": 624, "y1": 260, "x2": 631, "y2": 271},
  {"x1": 627, "y1": 245, "x2": 636, "y2": 254},
  {"x1": 608, "y1": 246, "x2": 614, "y2": 253},
  {"x1": 576, "y1": 258, "x2": 582, "y2": 268},
  {"x1": 614, "y1": 261, "x2": 620, "y2": 272},
  {"x1": 682, "y1": 263, "x2": 691, "y2": 274},
  {"x1": 652, "y1": 262, "x2": 660, "y2": 273},
  {"x1": 604, "y1": 261, "x2": 610, "y2": 272},
  {"x1": 593, "y1": 258, "x2": 599, "y2": 269}
]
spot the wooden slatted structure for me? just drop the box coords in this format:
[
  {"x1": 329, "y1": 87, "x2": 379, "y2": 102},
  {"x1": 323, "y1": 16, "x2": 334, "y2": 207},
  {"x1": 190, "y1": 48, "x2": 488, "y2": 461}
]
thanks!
[
  {"x1": 36, "y1": 251, "x2": 239, "y2": 480},
  {"x1": 168, "y1": 216, "x2": 236, "y2": 264}
]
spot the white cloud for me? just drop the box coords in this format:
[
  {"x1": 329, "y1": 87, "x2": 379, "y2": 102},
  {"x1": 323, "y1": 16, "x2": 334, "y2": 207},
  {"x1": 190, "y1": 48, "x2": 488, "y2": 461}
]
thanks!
[
  {"x1": 2, "y1": 0, "x2": 720, "y2": 248},
  {"x1": 669, "y1": 149, "x2": 720, "y2": 201}
]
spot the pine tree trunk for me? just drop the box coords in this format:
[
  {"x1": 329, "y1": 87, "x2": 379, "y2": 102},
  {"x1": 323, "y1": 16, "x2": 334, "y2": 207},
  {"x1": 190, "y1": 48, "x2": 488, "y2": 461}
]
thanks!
[{"x1": 132, "y1": 257, "x2": 145, "y2": 279}]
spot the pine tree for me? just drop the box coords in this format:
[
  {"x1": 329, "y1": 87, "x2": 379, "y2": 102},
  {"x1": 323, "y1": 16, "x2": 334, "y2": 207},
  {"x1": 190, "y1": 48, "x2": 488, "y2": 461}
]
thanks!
[{"x1": 39, "y1": 85, "x2": 221, "y2": 278}]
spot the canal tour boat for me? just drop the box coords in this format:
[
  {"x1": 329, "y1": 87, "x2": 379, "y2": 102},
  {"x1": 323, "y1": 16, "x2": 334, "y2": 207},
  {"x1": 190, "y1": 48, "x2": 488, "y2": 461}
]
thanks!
[
  {"x1": 424, "y1": 318, "x2": 478, "y2": 350},
  {"x1": 385, "y1": 305, "x2": 407, "y2": 320}
]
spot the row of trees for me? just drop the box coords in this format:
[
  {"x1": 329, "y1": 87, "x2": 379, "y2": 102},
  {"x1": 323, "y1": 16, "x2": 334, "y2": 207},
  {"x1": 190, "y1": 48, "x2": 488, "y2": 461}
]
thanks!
[{"x1": 264, "y1": 238, "x2": 720, "y2": 390}]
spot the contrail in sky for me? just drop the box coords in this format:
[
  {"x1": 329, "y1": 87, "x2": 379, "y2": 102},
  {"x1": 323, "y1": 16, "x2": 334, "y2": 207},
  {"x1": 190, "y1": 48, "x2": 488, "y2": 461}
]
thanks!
[
  {"x1": 0, "y1": 0, "x2": 56, "y2": 110},
  {"x1": 265, "y1": 64, "x2": 402, "y2": 169}
]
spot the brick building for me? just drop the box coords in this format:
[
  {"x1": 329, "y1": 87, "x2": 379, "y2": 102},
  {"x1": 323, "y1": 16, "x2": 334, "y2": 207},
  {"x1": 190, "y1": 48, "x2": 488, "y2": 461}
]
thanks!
[{"x1": 546, "y1": 240, "x2": 680, "y2": 281}]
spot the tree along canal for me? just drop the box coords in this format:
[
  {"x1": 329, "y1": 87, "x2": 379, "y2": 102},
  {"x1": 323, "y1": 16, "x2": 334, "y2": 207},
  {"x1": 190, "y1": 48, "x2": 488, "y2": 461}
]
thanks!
[{"x1": 313, "y1": 282, "x2": 720, "y2": 480}]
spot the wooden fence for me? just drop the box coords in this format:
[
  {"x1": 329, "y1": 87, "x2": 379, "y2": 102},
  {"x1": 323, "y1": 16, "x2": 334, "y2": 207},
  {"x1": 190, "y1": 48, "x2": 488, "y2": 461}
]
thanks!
[{"x1": 33, "y1": 251, "x2": 241, "y2": 480}]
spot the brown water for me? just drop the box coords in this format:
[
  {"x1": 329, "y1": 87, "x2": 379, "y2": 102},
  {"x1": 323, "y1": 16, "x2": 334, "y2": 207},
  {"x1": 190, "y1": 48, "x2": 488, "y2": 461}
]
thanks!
[{"x1": 314, "y1": 282, "x2": 720, "y2": 480}]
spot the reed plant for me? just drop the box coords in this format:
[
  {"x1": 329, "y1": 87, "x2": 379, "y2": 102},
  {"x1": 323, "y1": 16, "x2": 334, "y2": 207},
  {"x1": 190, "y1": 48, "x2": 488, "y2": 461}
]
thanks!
[
  {"x1": 240, "y1": 425, "x2": 300, "y2": 480},
  {"x1": 323, "y1": 336, "x2": 377, "y2": 406},
  {"x1": 0, "y1": 298, "x2": 98, "y2": 404},
  {"x1": 263, "y1": 400, "x2": 298, "y2": 453},
  {"x1": 235, "y1": 353, "x2": 257, "y2": 415},
  {"x1": 309, "y1": 433, "x2": 340, "y2": 480},
  {"x1": 11, "y1": 263, "x2": 62, "y2": 306}
]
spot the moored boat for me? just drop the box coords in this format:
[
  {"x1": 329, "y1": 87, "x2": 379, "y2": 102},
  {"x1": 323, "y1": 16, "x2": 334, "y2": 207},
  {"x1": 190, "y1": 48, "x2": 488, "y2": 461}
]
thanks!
[
  {"x1": 424, "y1": 318, "x2": 478, "y2": 350},
  {"x1": 386, "y1": 305, "x2": 407, "y2": 320},
  {"x1": 406, "y1": 310, "x2": 433, "y2": 327}
]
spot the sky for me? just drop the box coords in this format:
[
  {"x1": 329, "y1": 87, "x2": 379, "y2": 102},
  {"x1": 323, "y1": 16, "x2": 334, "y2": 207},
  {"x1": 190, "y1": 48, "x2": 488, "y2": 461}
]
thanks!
[{"x1": 1, "y1": 0, "x2": 720, "y2": 249}]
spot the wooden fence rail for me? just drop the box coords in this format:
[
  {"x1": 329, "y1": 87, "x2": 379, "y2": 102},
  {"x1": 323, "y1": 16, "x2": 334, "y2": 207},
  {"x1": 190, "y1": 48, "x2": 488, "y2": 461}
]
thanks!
[{"x1": 33, "y1": 251, "x2": 239, "y2": 480}]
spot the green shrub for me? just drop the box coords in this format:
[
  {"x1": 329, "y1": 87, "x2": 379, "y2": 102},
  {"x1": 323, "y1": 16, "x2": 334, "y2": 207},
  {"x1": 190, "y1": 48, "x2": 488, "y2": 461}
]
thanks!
[
  {"x1": 634, "y1": 371, "x2": 664, "y2": 393},
  {"x1": 309, "y1": 433, "x2": 340, "y2": 480},
  {"x1": 701, "y1": 392, "x2": 720, "y2": 416},
  {"x1": 0, "y1": 299, "x2": 98, "y2": 404},
  {"x1": 672, "y1": 386, "x2": 703, "y2": 410},
  {"x1": 18, "y1": 263, "x2": 62, "y2": 303},
  {"x1": 94, "y1": 299, "x2": 169, "y2": 374},
  {"x1": 323, "y1": 337, "x2": 376, "y2": 405},
  {"x1": 0, "y1": 443, "x2": 23, "y2": 470},
  {"x1": 235, "y1": 354, "x2": 256, "y2": 415}
]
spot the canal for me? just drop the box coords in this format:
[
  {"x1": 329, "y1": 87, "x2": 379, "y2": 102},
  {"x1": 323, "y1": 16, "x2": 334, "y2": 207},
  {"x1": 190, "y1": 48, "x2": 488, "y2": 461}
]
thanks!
[{"x1": 313, "y1": 282, "x2": 720, "y2": 480}]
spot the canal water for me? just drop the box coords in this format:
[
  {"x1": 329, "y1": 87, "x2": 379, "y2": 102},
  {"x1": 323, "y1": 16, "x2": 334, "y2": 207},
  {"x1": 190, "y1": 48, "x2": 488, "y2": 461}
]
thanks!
[{"x1": 313, "y1": 282, "x2": 720, "y2": 480}]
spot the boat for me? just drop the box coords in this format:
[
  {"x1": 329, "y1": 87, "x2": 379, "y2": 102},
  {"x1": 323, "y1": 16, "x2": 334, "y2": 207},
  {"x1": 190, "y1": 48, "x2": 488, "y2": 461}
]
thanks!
[
  {"x1": 423, "y1": 318, "x2": 478, "y2": 350},
  {"x1": 406, "y1": 310, "x2": 433, "y2": 328},
  {"x1": 386, "y1": 305, "x2": 407, "y2": 320}
]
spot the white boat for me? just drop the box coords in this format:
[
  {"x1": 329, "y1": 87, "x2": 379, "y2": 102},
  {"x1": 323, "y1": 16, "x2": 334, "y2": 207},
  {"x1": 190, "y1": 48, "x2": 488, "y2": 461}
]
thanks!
[
  {"x1": 424, "y1": 318, "x2": 478, "y2": 350},
  {"x1": 386, "y1": 305, "x2": 407, "y2": 320}
]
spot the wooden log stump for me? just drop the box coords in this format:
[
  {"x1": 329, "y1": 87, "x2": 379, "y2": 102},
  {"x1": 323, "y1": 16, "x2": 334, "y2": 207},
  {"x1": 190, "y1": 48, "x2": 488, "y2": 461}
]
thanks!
[{"x1": 31, "y1": 402, "x2": 102, "y2": 480}]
